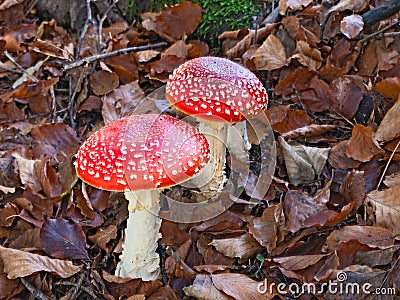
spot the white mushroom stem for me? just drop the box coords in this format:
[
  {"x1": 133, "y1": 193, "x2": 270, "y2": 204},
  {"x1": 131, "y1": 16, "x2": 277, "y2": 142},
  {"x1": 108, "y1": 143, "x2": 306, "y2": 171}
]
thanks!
[
  {"x1": 183, "y1": 122, "x2": 228, "y2": 201},
  {"x1": 115, "y1": 190, "x2": 162, "y2": 281},
  {"x1": 226, "y1": 121, "x2": 251, "y2": 164}
]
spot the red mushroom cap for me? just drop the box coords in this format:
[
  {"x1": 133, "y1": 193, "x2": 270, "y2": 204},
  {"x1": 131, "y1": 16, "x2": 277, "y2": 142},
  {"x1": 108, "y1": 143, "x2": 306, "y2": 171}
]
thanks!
[
  {"x1": 75, "y1": 114, "x2": 210, "y2": 192},
  {"x1": 165, "y1": 57, "x2": 268, "y2": 122}
]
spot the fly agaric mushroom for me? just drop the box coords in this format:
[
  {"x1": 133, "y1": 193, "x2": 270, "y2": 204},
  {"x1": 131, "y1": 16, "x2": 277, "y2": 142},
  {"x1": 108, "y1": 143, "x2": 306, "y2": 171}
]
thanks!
[
  {"x1": 165, "y1": 57, "x2": 268, "y2": 200},
  {"x1": 75, "y1": 114, "x2": 210, "y2": 280}
]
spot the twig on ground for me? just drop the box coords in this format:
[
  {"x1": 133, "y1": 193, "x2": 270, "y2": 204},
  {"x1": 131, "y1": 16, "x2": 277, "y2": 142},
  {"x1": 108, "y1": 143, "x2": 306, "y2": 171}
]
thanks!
[
  {"x1": 376, "y1": 139, "x2": 400, "y2": 190},
  {"x1": 0, "y1": 109, "x2": 68, "y2": 125},
  {"x1": 69, "y1": 272, "x2": 85, "y2": 300},
  {"x1": 62, "y1": 42, "x2": 168, "y2": 71},
  {"x1": 67, "y1": 65, "x2": 88, "y2": 129},
  {"x1": 20, "y1": 277, "x2": 53, "y2": 300},
  {"x1": 98, "y1": 0, "x2": 119, "y2": 51},
  {"x1": 4, "y1": 51, "x2": 39, "y2": 82},
  {"x1": 359, "y1": 20, "x2": 400, "y2": 42}
]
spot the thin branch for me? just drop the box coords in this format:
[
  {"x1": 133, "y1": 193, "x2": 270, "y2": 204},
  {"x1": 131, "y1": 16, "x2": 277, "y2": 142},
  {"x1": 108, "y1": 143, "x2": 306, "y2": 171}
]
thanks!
[
  {"x1": 20, "y1": 277, "x2": 53, "y2": 300},
  {"x1": 4, "y1": 50, "x2": 38, "y2": 82},
  {"x1": 98, "y1": 0, "x2": 120, "y2": 51},
  {"x1": 0, "y1": 109, "x2": 68, "y2": 125},
  {"x1": 62, "y1": 42, "x2": 168, "y2": 71},
  {"x1": 376, "y1": 139, "x2": 400, "y2": 190}
]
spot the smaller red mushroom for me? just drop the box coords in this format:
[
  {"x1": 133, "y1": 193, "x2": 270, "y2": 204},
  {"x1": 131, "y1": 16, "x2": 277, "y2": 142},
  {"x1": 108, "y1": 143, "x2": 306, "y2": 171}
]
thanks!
[
  {"x1": 166, "y1": 57, "x2": 268, "y2": 199},
  {"x1": 75, "y1": 114, "x2": 210, "y2": 280}
]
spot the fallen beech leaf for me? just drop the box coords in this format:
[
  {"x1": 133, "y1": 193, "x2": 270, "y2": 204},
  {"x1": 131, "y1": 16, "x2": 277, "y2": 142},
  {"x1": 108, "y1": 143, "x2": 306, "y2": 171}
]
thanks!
[
  {"x1": 252, "y1": 34, "x2": 289, "y2": 70},
  {"x1": 373, "y1": 77, "x2": 400, "y2": 100},
  {"x1": 212, "y1": 273, "x2": 274, "y2": 300},
  {"x1": 279, "y1": 136, "x2": 330, "y2": 186},
  {"x1": 328, "y1": 140, "x2": 362, "y2": 169},
  {"x1": 375, "y1": 100, "x2": 400, "y2": 142},
  {"x1": 274, "y1": 67, "x2": 316, "y2": 96},
  {"x1": 88, "y1": 224, "x2": 118, "y2": 251},
  {"x1": 354, "y1": 244, "x2": 400, "y2": 267},
  {"x1": 327, "y1": 0, "x2": 369, "y2": 14},
  {"x1": 90, "y1": 70, "x2": 119, "y2": 96},
  {"x1": 328, "y1": 75, "x2": 365, "y2": 119},
  {"x1": 292, "y1": 40, "x2": 323, "y2": 71},
  {"x1": 248, "y1": 204, "x2": 280, "y2": 252},
  {"x1": 340, "y1": 14, "x2": 364, "y2": 39},
  {"x1": 13, "y1": 154, "x2": 41, "y2": 193},
  {"x1": 102, "y1": 80, "x2": 145, "y2": 123},
  {"x1": 325, "y1": 225, "x2": 394, "y2": 251},
  {"x1": 367, "y1": 185, "x2": 400, "y2": 236},
  {"x1": 0, "y1": 246, "x2": 81, "y2": 279},
  {"x1": 209, "y1": 233, "x2": 262, "y2": 260},
  {"x1": 40, "y1": 218, "x2": 88, "y2": 260},
  {"x1": 284, "y1": 185, "x2": 330, "y2": 233},
  {"x1": 273, "y1": 254, "x2": 326, "y2": 270},
  {"x1": 346, "y1": 124, "x2": 384, "y2": 162},
  {"x1": 383, "y1": 172, "x2": 400, "y2": 188},
  {"x1": 141, "y1": 1, "x2": 202, "y2": 42},
  {"x1": 183, "y1": 274, "x2": 231, "y2": 300},
  {"x1": 268, "y1": 107, "x2": 314, "y2": 134},
  {"x1": 30, "y1": 122, "x2": 81, "y2": 164},
  {"x1": 281, "y1": 124, "x2": 336, "y2": 139},
  {"x1": 339, "y1": 170, "x2": 366, "y2": 208}
]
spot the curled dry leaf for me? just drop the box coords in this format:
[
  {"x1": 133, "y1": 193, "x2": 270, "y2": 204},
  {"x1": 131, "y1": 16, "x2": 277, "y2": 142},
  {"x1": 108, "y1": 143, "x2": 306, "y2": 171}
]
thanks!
[
  {"x1": 340, "y1": 14, "x2": 364, "y2": 39},
  {"x1": 284, "y1": 184, "x2": 330, "y2": 233},
  {"x1": 292, "y1": 40, "x2": 323, "y2": 71},
  {"x1": 209, "y1": 233, "x2": 263, "y2": 260},
  {"x1": 212, "y1": 273, "x2": 275, "y2": 300},
  {"x1": 279, "y1": 136, "x2": 330, "y2": 186},
  {"x1": 281, "y1": 124, "x2": 336, "y2": 139},
  {"x1": 367, "y1": 185, "x2": 400, "y2": 236},
  {"x1": 141, "y1": 1, "x2": 202, "y2": 42},
  {"x1": 248, "y1": 204, "x2": 280, "y2": 252},
  {"x1": 0, "y1": 246, "x2": 81, "y2": 279},
  {"x1": 328, "y1": 140, "x2": 362, "y2": 169},
  {"x1": 346, "y1": 124, "x2": 384, "y2": 162},
  {"x1": 327, "y1": 0, "x2": 369, "y2": 14},
  {"x1": 252, "y1": 34, "x2": 290, "y2": 70},
  {"x1": 88, "y1": 224, "x2": 118, "y2": 251},
  {"x1": 325, "y1": 225, "x2": 394, "y2": 252},
  {"x1": 375, "y1": 100, "x2": 400, "y2": 142},
  {"x1": 102, "y1": 80, "x2": 145, "y2": 123},
  {"x1": 183, "y1": 274, "x2": 232, "y2": 300},
  {"x1": 373, "y1": 77, "x2": 400, "y2": 100}
]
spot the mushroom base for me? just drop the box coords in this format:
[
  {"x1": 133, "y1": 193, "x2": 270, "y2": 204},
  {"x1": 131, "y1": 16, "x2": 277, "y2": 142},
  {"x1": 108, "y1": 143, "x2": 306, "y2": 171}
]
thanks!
[{"x1": 115, "y1": 190, "x2": 162, "y2": 280}]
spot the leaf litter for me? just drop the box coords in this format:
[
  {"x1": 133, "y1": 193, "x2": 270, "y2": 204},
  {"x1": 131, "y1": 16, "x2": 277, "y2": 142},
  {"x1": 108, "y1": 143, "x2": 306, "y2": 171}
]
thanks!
[{"x1": 0, "y1": 0, "x2": 399, "y2": 299}]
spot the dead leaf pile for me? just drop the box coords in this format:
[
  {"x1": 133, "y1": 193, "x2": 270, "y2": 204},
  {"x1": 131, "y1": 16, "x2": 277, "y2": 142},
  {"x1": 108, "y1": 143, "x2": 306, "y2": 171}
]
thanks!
[{"x1": 0, "y1": 0, "x2": 399, "y2": 299}]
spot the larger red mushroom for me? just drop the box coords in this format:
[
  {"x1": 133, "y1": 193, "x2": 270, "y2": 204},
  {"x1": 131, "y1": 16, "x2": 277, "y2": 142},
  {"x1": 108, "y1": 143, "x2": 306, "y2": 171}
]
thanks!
[
  {"x1": 75, "y1": 114, "x2": 210, "y2": 280},
  {"x1": 165, "y1": 57, "x2": 268, "y2": 199}
]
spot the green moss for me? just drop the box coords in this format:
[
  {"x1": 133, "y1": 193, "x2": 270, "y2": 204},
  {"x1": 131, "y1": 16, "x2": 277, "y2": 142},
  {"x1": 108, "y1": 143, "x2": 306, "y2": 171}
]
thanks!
[{"x1": 127, "y1": 0, "x2": 261, "y2": 50}]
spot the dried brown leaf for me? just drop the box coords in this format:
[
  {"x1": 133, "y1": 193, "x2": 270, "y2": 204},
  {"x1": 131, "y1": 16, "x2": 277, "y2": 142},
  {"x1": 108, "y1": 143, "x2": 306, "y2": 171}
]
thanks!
[
  {"x1": 212, "y1": 273, "x2": 274, "y2": 300},
  {"x1": 183, "y1": 274, "x2": 232, "y2": 300},
  {"x1": 273, "y1": 254, "x2": 326, "y2": 270},
  {"x1": 102, "y1": 80, "x2": 145, "y2": 123},
  {"x1": 252, "y1": 34, "x2": 289, "y2": 70},
  {"x1": 90, "y1": 70, "x2": 119, "y2": 96},
  {"x1": 346, "y1": 124, "x2": 384, "y2": 162},
  {"x1": 340, "y1": 14, "x2": 364, "y2": 39},
  {"x1": 373, "y1": 77, "x2": 400, "y2": 100},
  {"x1": 141, "y1": 1, "x2": 202, "y2": 42},
  {"x1": 328, "y1": 140, "x2": 362, "y2": 169},
  {"x1": 0, "y1": 246, "x2": 81, "y2": 279},
  {"x1": 281, "y1": 124, "x2": 336, "y2": 139},
  {"x1": 367, "y1": 185, "x2": 400, "y2": 236},
  {"x1": 88, "y1": 224, "x2": 118, "y2": 251},
  {"x1": 325, "y1": 225, "x2": 394, "y2": 252},
  {"x1": 375, "y1": 99, "x2": 400, "y2": 142},
  {"x1": 292, "y1": 40, "x2": 323, "y2": 71},
  {"x1": 284, "y1": 185, "x2": 330, "y2": 233},
  {"x1": 327, "y1": 0, "x2": 369, "y2": 14},
  {"x1": 248, "y1": 204, "x2": 280, "y2": 252},
  {"x1": 279, "y1": 136, "x2": 330, "y2": 186},
  {"x1": 40, "y1": 218, "x2": 88, "y2": 260},
  {"x1": 209, "y1": 233, "x2": 262, "y2": 260},
  {"x1": 328, "y1": 75, "x2": 365, "y2": 119}
]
